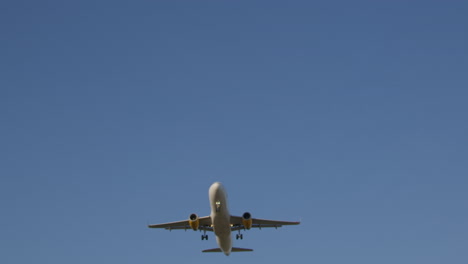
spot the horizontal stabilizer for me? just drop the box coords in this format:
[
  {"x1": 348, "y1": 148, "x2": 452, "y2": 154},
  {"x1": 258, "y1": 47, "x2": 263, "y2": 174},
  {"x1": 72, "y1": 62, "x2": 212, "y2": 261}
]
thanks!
[
  {"x1": 202, "y1": 247, "x2": 253, "y2": 253},
  {"x1": 202, "y1": 248, "x2": 222, "y2": 253},
  {"x1": 232, "y1": 247, "x2": 253, "y2": 252}
]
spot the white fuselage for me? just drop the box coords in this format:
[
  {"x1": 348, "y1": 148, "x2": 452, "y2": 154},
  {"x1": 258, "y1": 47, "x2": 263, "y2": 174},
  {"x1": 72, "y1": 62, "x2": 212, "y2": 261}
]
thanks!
[{"x1": 208, "y1": 182, "x2": 232, "y2": 255}]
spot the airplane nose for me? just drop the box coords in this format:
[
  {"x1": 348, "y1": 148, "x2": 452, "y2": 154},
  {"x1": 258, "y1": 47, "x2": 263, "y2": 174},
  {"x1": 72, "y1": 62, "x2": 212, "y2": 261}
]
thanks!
[
  {"x1": 209, "y1": 182, "x2": 222, "y2": 192},
  {"x1": 209, "y1": 182, "x2": 224, "y2": 202}
]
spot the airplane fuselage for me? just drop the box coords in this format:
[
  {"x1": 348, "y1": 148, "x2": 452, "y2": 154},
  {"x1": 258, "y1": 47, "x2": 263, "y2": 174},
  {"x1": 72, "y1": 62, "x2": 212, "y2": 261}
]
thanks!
[{"x1": 208, "y1": 182, "x2": 232, "y2": 255}]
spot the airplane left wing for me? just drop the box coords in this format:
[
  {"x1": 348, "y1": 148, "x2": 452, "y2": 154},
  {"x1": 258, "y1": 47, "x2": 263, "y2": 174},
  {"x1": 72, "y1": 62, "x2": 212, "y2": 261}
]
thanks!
[
  {"x1": 148, "y1": 216, "x2": 213, "y2": 231},
  {"x1": 230, "y1": 215, "x2": 300, "y2": 230}
]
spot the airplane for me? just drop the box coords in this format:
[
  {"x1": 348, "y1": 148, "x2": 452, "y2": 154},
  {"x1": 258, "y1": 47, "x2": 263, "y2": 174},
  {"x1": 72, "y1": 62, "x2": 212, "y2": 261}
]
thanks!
[{"x1": 148, "y1": 182, "x2": 300, "y2": 255}]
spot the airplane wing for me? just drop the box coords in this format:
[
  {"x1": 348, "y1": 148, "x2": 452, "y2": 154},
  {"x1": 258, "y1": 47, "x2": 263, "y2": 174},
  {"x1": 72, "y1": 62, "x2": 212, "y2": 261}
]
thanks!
[
  {"x1": 230, "y1": 215, "x2": 300, "y2": 230},
  {"x1": 148, "y1": 216, "x2": 213, "y2": 231}
]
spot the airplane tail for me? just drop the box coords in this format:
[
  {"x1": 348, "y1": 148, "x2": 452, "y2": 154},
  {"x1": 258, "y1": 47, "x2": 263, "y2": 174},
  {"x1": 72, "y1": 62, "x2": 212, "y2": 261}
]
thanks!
[{"x1": 202, "y1": 247, "x2": 253, "y2": 253}]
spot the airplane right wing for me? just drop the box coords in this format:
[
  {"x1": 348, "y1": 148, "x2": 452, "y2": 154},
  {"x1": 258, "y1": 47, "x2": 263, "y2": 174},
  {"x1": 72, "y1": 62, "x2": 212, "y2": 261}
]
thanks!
[
  {"x1": 230, "y1": 215, "x2": 300, "y2": 230},
  {"x1": 251, "y1": 218, "x2": 300, "y2": 226}
]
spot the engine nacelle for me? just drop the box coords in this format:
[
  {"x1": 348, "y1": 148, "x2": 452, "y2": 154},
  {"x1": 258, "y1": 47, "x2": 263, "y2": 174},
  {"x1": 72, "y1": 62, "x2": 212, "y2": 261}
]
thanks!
[
  {"x1": 242, "y1": 212, "x2": 253, "y2": 230},
  {"x1": 188, "y1": 213, "x2": 199, "y2": 230}
]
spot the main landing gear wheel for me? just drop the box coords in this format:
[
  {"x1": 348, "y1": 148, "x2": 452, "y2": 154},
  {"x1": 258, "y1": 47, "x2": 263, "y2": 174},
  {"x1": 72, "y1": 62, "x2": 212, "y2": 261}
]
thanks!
[
  {"x1": 236, "y1": 234, "x2": 243, "y2": 240},
  {"x1": 201, "y1": 235, "x2": 208, "y2": 240}
]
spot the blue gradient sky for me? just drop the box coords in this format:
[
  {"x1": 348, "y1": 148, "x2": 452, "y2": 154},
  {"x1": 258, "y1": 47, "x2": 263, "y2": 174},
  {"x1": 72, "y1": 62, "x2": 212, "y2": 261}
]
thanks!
[{"x1": 1, "y1": 1, "x2": 467, "y2": 263}]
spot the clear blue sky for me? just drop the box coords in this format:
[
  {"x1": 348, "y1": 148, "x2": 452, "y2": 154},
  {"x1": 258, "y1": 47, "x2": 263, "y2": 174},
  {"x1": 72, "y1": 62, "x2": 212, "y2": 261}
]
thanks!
[{"x1": 1, "y1": 1, "x2": 467, "y2": 263}]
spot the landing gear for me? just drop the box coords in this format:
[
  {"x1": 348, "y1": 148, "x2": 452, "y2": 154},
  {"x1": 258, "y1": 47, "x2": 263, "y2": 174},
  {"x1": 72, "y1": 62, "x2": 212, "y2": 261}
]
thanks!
[
  {"x1": 236, "y1": 228, "x2": 244, "y2": 240},
  {"x1": 201, "y1": 229, "x2": 208, "y2": 240}
]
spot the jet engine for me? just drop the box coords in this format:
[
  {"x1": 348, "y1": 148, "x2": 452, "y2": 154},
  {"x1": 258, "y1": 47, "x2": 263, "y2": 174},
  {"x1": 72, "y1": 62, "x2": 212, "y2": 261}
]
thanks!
[
  {"x1": 242, "y1": 212, "x2": 253, "y2": 230},
  {"x1": 188, "y1": 213, "x2": 199, "y2": 230}
]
